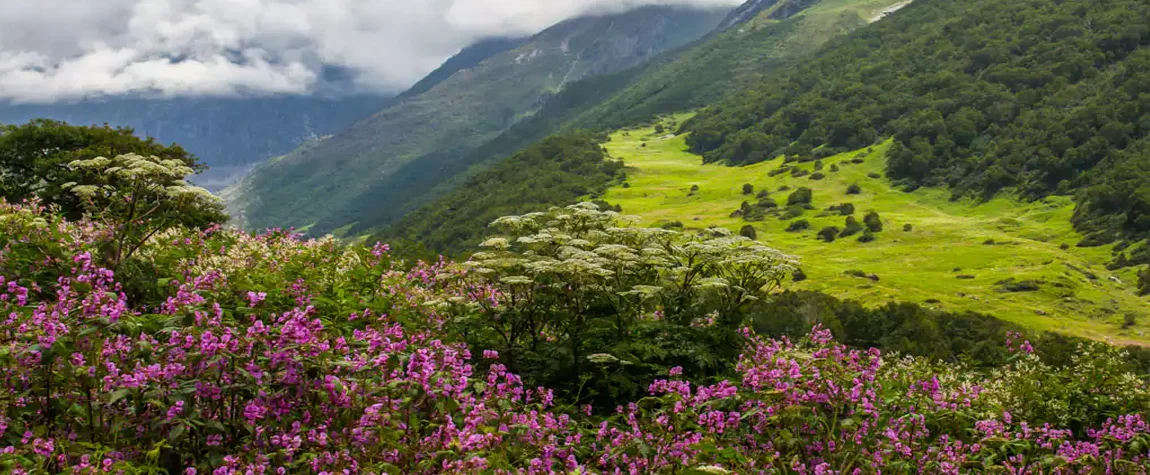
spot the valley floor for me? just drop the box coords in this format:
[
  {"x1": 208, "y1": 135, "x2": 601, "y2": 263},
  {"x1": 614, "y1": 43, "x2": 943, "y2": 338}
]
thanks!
[{"x1": 601, "y1": 118, "x2": 1150, "y2": 345}]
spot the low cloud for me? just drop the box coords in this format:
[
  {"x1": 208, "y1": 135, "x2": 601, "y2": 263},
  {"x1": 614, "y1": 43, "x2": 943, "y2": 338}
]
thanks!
[{"x1": 0, "y1": 0, "x2": 740, "y2": 103}]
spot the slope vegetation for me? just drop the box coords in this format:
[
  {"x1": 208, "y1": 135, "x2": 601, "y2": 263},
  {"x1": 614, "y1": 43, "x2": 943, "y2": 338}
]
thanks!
[
  {"x1": 227, "y1": 6, "x2": 728, "y2": 232},
  {"x1": 375, "y1": 0, "x2": 912, "y2": 243},
  {"x1": 684, "y1": 0, "x2": 1150, "y2": 241},
  {"x1": 600, "y1": 119, "x2": 1150, "y2": 344}
]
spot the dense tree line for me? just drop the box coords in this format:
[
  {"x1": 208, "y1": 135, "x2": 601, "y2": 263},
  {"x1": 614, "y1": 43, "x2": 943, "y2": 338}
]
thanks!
[
  {"x1": 375, "y1": 132, "x2": 624, "y2": 254},
  {"x1": 684, "y1": 0, "x2": 1150, "y2": 242}
]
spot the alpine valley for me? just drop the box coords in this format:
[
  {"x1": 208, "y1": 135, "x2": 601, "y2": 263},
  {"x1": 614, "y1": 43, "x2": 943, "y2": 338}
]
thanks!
[{"x1": 7, "y1": 0, "x2": 1150, "y2": 471}]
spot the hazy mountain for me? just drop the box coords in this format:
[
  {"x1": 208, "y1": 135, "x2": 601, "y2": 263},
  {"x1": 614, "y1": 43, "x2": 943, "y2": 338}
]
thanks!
[{"x1": 225, "y1": 5, "x2": 732, "y2": 231}]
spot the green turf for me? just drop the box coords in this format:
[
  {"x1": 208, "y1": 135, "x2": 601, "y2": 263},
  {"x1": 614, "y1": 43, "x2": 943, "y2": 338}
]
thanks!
[{"x1": 601, "y1": 117, "x2": 1150, "y2": 345}]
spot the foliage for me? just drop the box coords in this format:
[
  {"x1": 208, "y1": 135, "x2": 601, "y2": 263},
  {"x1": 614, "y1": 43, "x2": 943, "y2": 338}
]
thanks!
[
  {"x1": 739, "y1": 224, "x2": 757, "y2": 240},
  {"x1": 864, "y1": 210, "x2": 883, "y2": 232},
  {"x1": 0, "y1": 120, "x2": 201, "y2": 219},
  {"x1": 685, "y1": 0, "x2": 1150, "y2": 240},
  {"x1": 376, "y1": 132, "x2": 624, "y2": 254},
  {"x1": 455, "y1": 203, "x2": 796, "y2": 405},
  {"x1": 3, "y1": 201, "x2": 1150, "y2": 473},
  {"x1": 786, "y1": 187, "x2": 812, "y2": 206},
  {"x1": 64, "y1": 153, "x2": 226, "y2": 269},
  {"x1": 818, "y1": 226, "x2": 840, "y2": 242},
  {"x1": 840, "y1": 216, "x2": 863, "y2": 237}
]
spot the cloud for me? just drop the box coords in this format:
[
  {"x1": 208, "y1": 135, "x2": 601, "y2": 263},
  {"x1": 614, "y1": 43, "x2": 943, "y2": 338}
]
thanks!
[{"x1": 0, "y1": 0, "x2": 741, "y2": 103}]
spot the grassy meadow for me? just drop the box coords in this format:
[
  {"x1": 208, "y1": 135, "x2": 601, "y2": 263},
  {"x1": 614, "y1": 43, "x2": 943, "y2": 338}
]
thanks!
[{"x1": 601, "y1": 118, "x2": 1150, "y2": 344}]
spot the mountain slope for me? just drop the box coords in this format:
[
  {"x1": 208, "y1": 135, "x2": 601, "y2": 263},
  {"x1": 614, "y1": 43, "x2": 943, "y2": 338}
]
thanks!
[
  {"x1": 683, "y1": 0, "x2": 1150, "y2": 240},
  {"x1": 227, "y1": 6, "x2": 730, "y2": 231},
  {"x1": 375, "y1": 0, "x2": 913, "y2": 249},
  {"x1": 0, "y1": 95, "x2": 390, "y2": 190},
  {"x1": 600, "y1": 119, "x2": 1150, "y2": 344}
]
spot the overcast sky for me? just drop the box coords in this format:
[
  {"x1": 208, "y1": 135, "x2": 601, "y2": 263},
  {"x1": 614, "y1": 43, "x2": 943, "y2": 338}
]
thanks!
[{"x1": 0, "y1": 0, "x2": 740, "y2": 104}]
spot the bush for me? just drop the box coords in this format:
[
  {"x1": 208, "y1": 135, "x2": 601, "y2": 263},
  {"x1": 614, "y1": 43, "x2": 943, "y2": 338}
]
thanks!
[
  {"x1": 742, "y1": 183, "x2": 754, "y2": 195},
  {"x1": 786, "y1": 219, "x2": 811, "y2": 232},
  {"x1": 840, "y1": 216, "x2": 864, "y2": 237},
  {"x1": 846, "y1": 183, "x2": 862, "y2": 195},
  {"x1": 779, "y1": 185, "x2": 791, "y2": 192},
  {"x1": 858, "y1": 229, "x2": 876, "y2": 243},
  {"x1": 810, "y1": 172, "x2": 826, "y2": 180},
  {"x1": 792, "y1": 268, "x2": 808, "y2": 282},
  {"x1": 757, "y1": 197, "x2": 779, "y2": 209},
  {"x1": 904, "y1": 223, "x2": 913, "y2": 232},
  {"x1": 818, "y1": 226, "x2": 840, "y2": 242},
  {"x1": 814, "y1": 160, "x2": 824, "y2": 171},
  {"x1": 996, "y1": 278, "x2": 1043, "y2": 292},
  {"x1": 791, "y1": 168, "x2": 811, "y2": 178},
  {"x1": 864, "y1": 211, "x2": 884, "y2": 232},
  {"x1": 868, "y1": 172, "x2": 882, "y2": 179},
  {"x1": 780, "y1": 205, "x2": 805, "y2": 220},
  {"x1": 661, "y1": 221, "x2": 684, "y2": 229},
  {"x1": 830, "y1": 164, "x2": 840, "y2": 172},
  {"x1": 769, "y1": 166, "x2": 792, "y2": 177},
  {"x1": 1139, "y1": 267, "x2": 1150, "y2": 296},
  {"x1": 827, "y1": 203, "x2": 855, "y2": 215},
  {"x1": 740, "y1": 224, "x2": 758, "y2": 240},
  {"x1": 787, "y1": 187, "x2": 813, "y2": 206},
  {"x1": 756, "y1": 190, "x2": 771, "y2": 199},
  {"x1": 689, "y1": 184, "x2": 700, "y2": 195}
]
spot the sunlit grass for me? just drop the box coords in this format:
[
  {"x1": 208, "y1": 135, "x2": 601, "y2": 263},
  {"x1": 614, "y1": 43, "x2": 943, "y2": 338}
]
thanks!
[{"x1": 601, "y1": 118, "x2": 1150, "y2": 344}]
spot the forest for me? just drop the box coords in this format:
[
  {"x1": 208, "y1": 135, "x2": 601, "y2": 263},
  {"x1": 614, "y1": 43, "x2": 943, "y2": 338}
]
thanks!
[{"x1": 684, "y1": 0, "x2": 1150, "y2": 242}]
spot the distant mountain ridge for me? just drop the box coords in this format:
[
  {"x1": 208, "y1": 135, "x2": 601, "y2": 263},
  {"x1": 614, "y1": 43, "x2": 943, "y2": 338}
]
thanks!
[
  {"x1": 0, "y1": 95, "x2": 391, "y2": 191},
  {"x1": 226, "y1": 5, "x2": 732, "y2": 231}
]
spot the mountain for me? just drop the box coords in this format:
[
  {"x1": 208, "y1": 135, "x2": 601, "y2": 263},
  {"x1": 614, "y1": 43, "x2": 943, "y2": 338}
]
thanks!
[
  {"x1": 0, "y1": 95, "x2": 391, "y2": 191},
  {"x1": 225, "y1": 5, "x2": 731, "y2": 232},
  {"x1": 379, "y1": 0, "x2": 1150, "y2": 343},
  {"x1": 377, "y1": 0, "x2": 914, "y2": 249},
  {"x1": 683, "y1": 0, "x2": 1150, "y2": 241}
]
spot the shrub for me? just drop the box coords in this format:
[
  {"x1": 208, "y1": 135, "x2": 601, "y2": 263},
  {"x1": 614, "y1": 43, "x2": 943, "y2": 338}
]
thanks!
[
  {"x1": 846, "y1": 183, "x2": 862, "y2": 195},
  {"x1": 840, "y1": 216, "x2": 864, "y2": 237},
  {"x1": 757, "y1": 197, "x2": 779, "y2": 209},
  {"x1": 792, "y1": 268, "x2": 808, "y2": 281},
  {"x1": 828, "y1": 203, "x2": 855, "y2": 215},
  {"x1": 1139, "y1": 267, "x2": 1150, "y2": 296},
  {"x1": 810, "y1": 172, "x2": 826, "y2": 180},
  {"x1": 997, "y1": 278, "x2": 1043, "y2": 292},
  {"x1": 864, "y1": 211, "x2": 883, "y2": 232},
  {"x1": 742, "y1": 183, "x2": 754, "y2": 195},
  {"x1": 661, "y1": 221, "x2": 684, "y2": 229},
  {"x1": 786, "y1": 187, "x2": 813, "y2": 206},
  {"x1": 818, "y1": 226, "x2": 840, "y2": 242},
  {"x1": 904, "y1": 223, "x2": 914, "y2": 232},
  {"x1": 779, "y1": 185, "x2": 791, "y2": 192},
  {"x1": 756, "y1": 190, "x2": 771, "y2": 199},
  {"x1": 868, "y1": 172, "x2": 882, "y2": 179},
  {"x1": 830, "y1": 164, "x2": 840, "y2": 172},
  {"x1": 689, "y1": 184, "x2": 700, "y2": 195},
  {"x1": 780, "y1": 205, "x2": 805, "y2": 220},
  {"x1": 769, "y1": 166, "x2": 792, "y2": 177},
  {"x1": 786, "y1": 219, "x2": 811, "y2": 232},
  {"x1": 858, "y1": 229, "x2": 876, "y2": 243},
  {"x1": 814, "y1": 160, "x2": 824, "y2": 171},
  {"x1": 740, "y1": 224, "x2": 758, "y2": 240},
  {"x1": 791, "y1": 168, "x2": 811, "y2": 178}
]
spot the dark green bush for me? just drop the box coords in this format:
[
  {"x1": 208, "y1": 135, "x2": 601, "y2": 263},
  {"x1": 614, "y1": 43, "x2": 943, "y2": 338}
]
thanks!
[
  {"x1": 786, "y1": 220, "x2": 811, "y2": 232},
  {"x1": 819, "y1": 226, "x2": 840, "y2": 242}
]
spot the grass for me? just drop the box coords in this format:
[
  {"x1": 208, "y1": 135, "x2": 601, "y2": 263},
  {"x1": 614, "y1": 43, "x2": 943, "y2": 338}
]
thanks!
[{"x1": 601, "y1": 117, "x2": 1150, "y2": 345}]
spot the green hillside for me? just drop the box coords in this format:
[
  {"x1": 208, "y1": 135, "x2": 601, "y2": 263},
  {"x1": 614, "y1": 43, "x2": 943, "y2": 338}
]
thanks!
[
  {"x1": 226, "y1": 6, "x2": 729, "y2": 232},
  {"x1": 601, "y1": 118, "x2": 1150, "y2": 344},
  {"x1": 374, "y1": 0, "x2": 913, "y2": 244},
  {"x1": 684, "y1": 0, "x2": 1150, "y2": 241}
]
